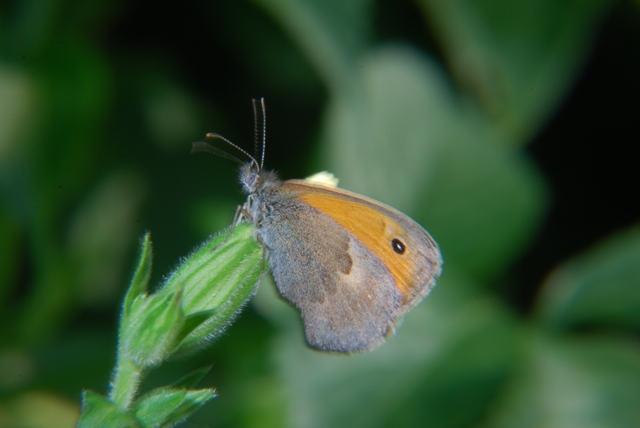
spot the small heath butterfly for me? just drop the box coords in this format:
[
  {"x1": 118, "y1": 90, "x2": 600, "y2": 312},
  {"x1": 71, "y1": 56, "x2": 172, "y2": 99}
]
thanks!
[{"x1": 194, "y1": 99, "x2": 442, "y2": 353}]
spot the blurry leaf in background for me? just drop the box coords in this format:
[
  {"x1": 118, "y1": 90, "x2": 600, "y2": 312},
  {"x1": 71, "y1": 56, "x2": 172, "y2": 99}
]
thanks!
[
  {"x1": 534, "y1": 224, "x2": 640, "y2": 330},
  {"x1": 201, "y1": 2, "x2": 324, "y2": 102},
  {"x1": 140, "y1": 71, "x2": 203, "y2": 151},
  {"x1": 416, "y1": 127, "x2": 547, "y2": 281},
  {"x1": 29, "y1": 37, "x2": 112, "y2": 201},
  {"x1": 31, "y1": 328, "x2": 116, "y2": 399},
  {"x1": 0, "y1": 63, "x2": 35, "y2": 310},
  {"x1": 416, "y1": 0, "x2": 614, "y2": 144},
  {"x1": 0, "y1": 391, "x2": 79, "y2": 428},
  {"x1": 0, "y1": 63, "x2": 34, "y2": 163},
  {"x1": 320, "y1": 47, "x2": 445, "y2": 212},
  {"x1": 484, "y1": 334, "x2": 640, "y2": 428},
  {"x1": 0, "y1": 347, "x2": 35, "y2": 392},
  {"x1": 7, "y1": 33, "x2": 115, "y2": 347},
  {"x1": 67, "y1": 170, "x2": 146, "y2": 308},
  {"x1": 189, "y1": 197, "x2": 241, "y2": 239},
  {"x1": 0, "y1": 206, "x2": 21, "y2": 310}
]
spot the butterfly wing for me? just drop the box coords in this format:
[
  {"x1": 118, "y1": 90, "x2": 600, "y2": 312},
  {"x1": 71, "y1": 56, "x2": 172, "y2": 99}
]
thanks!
[{"x1": 257, "y1": 180, "x2": 441, "y2": 353}]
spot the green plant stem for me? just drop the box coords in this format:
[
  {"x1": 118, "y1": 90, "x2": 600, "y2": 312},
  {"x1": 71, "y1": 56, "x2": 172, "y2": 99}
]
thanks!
[{"x1": 109, "y1": 356, "x2": 143, "y2": 409}]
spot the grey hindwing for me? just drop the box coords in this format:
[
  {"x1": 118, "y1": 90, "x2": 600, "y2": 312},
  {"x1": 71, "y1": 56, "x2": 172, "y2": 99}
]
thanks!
[{"x1": 258, "y1": 197, "x2": 404, "y2": 352}]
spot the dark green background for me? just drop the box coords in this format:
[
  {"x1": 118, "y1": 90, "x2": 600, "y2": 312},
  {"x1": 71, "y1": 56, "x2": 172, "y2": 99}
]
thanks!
[{"x1": 1, "y1": 0, "x2": 639, "y2": 427}]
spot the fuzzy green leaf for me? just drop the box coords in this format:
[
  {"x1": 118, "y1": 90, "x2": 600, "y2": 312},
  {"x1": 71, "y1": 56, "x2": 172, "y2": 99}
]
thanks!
[
  {"x1": 78, "y1": 390, "x2": 140, "y2": 428},
  {"x1": 169, "y1": 365, "x2": 214, "y2": 390},
  {"x1": 121, "y1": 287, "x2": 185, "y2": 366},
  {"x1": 123, "y1": 233, "x2": 153, "y2": 319},
  {"x1": 106, "y1": 223, "x2": 260, "y2": 412},
  {"x1": 134, "y1": 388, "x2": 185, "y2": 427},
  {"x1": 134, "y1": 387, "x2": 216, "y2": 427},
  {"x1": 173, "y1": 309, "x2": 217, "y2": 344},
  {"x1": 162, "y1": 389, "x2": 216, "y2": 426}
]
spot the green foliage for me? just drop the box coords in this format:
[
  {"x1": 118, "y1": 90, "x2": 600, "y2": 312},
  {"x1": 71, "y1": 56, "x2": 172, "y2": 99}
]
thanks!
[
  {"x1": 417, "y1": 0, "x2": 612, "y2": 143},
  {"x1": 78, "y1": 391, "x2": 141, "y2": 428},
  {"x1": 80, "y1": 223, "x2": 261, "y2": 425},
  {"x1": 133, "y1": 387, "x2": 216, "y2": 427},
  {"x1": 1, "y1": 0, "x2": 638, "y2": 427},
  {"x1": 534, "y1": 225, "x2": 640, "y2": 329}
]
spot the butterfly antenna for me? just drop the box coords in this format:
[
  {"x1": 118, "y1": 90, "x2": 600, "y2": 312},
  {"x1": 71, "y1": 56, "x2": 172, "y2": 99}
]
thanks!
[
  {"x1": 204, "y1": 132, "x2": 258, "y2": 167},
  {"x1": 191, "y1": 141, "x2": 245, "y2": 164},
  {"x1": 259, "y1": 97, "x2": 266, "y2": 170},
  {"x1": 252, "y1": 98, "x2": 261, "y2": 165}
]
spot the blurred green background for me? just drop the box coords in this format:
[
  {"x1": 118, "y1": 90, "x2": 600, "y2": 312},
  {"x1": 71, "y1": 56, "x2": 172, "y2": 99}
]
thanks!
[{"x1": 1, "y1": 0, "x2": 640, "y2": 427}]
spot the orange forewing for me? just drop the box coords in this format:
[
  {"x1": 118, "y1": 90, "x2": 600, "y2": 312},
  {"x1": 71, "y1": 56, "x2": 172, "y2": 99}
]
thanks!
[{"x1": 285, "y1": 181, "x2": 421, "y2": 301}]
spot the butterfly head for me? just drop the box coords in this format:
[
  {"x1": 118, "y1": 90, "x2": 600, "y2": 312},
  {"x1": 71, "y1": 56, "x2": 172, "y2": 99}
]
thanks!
[{"x1": 239, "y1": 160, "x2": 281, "y2": 196}]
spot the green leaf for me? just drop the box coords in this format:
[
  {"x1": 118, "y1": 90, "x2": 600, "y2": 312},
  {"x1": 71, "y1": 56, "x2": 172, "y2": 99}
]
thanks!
[
  {"x1": 534, "y1": 224, "x2": 640, "y2": 330},
  {"x1": 118, "y1": 223, "x2": 262, "y2": 364},
  {"x1": 133, "y1": 388, "x2": 185, "y2": 427},
  {"x1": 121, "y1": 287, "x2": 185, "y2": 366},
  {"x1": 173, "y1": 309, "x2": 217, "y2": 345},
  {"x1": 169, "y1": 365, "x2": 214, "y2": 390},
  {"x1": 123, "y1": 233, "x2": 153, "y2": 319},
  {"x1": 78, "y1": 391, "x2": 140, "y2": 428},
  {"x1": 416, "y1": 0, "x2": 613, "y2": 144},
  {"x1": 162, "y1": 389, "x2": 216, "y2": 426},
  {"x1": 483, "y1": 333, "x2": 640, "y2": 428},
  {"x1": 108, "y1": 223, "x2": 260, "y2": 410},
  {"x1": 134, "y1": 387, "x2": 216, "y2": 427}
]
